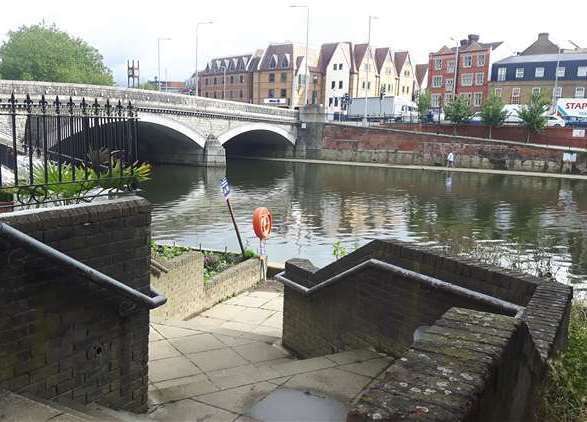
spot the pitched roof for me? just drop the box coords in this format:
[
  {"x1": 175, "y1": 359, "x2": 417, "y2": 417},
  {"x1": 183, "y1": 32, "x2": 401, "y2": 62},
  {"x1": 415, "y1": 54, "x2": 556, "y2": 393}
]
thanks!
[
  {"x1": 354, "y1": 43, "x2": 369, "y2": 67},
  {"x1": 432, "y1": 40, "x2": 503, "y2": 55},
  {"x1": 415, "y1": 64, "x2": 428, "y2": 86},
  {"x1": 200, "y1": 54, "x2": 253, "y2": 75},
  {"x1": 318, "y1": 43, "x2": 339, "y2": 73},
  {"x1": 375, "y1": 47, "x2": 392, "y2": 73},
  {"x1": 520, "y1": 33, "x2": 560, "y2": 56},
  {"x1": 394, "y1": 51, "x2": 409, "y2": 74},
  {"x1": 258, "y1": 43, "x2": 294, "y2": 71},
  {"x1": 495, "y1": 52, "x2": 587, "y2": 64}
]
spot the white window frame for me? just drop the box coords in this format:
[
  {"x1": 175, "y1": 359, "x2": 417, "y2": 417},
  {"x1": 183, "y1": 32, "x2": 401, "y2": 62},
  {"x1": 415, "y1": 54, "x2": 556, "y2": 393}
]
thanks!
[
  {"x1": 575, "y1": 87, "x2": 585, "y2": 98},
  {"x1": 475, "y1": 72, "x2": 484, "y2": 85},
  {"x1": 557, "y1": 67, "x2": 566, "y2": 77},
  {"x1": 432, "y1": 75, "x2": 443, "y2": 88},
  {"x1": 497, "y1": 67, "x2": 507, "y2": 82},
  {"x1": 473, "y1": 92, "x2": 483, "y2": 107},
  {"x1": 434, "y1": 58, "x2": 442, "y2": 70},
  {"x1": 462, "y1": 55, "x2": 472, "y2": 68},
  {"x1": 445, "y1": 78, "x2": 454, "y2": 92},
  {"x1": 447, "y1": 60, "x2": 455, "y2": 73},
  {"x1": 431, "y1": 94, "x2": 441, "y2": 108},
  {"x1": 461, "y1": 93, "x2": 472, "y2": 106},
  {"x1": 531, "y1": 87, "x2": 541, "y2": 96},
  {"x1": 535, "y1": 67, "x2": 544, "y2": 78},
  {"x1": 477, "y1": 54, "x2": 486, "y2": 67},
  {"x1": 511, "y1": 87, "x2": 521, "y2": 104},
  {"x1": 578, "y1": 67, "x2": 587, "y2": 78},
  {"x1": 554, "y1": 86, "x2": 563, "y2": 99},
  {"x1": 333, "y1": 64, "x2": 338, "y2": 70},
  {"x1": 461, "y1": 73, "x2": 473, "y2": 87},
  {"x1": 515, "y1": 68, "x2": 524, "y2": 79},
  {"x1": 494, "y1": 87, "x2": 502, "y2": 97},
  {"x1": 444, "y1": 93, "x2": 453, "y2": 104}
]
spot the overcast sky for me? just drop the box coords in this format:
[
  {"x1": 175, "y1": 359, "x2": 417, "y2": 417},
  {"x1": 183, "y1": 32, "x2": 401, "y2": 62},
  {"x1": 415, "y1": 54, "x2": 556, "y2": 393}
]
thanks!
[{"x1": 2, "y1": 0, "x2": 587, "y2": 86}]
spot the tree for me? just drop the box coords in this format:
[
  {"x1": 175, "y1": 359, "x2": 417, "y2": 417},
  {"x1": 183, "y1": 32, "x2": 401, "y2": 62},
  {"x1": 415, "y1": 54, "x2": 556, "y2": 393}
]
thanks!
[
  {"x1": 138, "y1": 81, "x2": 158, "y2": 91},
  {"x1": 480, "y1": 94, "x2": 508, "y2": 138},
  {"x1": 517, "y1": 93, "x2": 549, "y2": 143},
  {"x1": 417, "y1": 91, "x2": 431, "y2": 121},
  {"x1": 0, "y1": 23, "x2": 113, "y2": 85},
  {"x1": 444, "y1": 95, "x2": 474, "y2": 134}
]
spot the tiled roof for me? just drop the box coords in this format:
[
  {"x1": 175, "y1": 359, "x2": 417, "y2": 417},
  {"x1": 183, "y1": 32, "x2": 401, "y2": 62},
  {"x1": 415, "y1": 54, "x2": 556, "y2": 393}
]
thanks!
[
  {"x1": 375, "y1": 48, "x2": 392, "y2": 73},
  {"x1": 318, "y1": 43, "x2": 339, "y2": 73},
  {"x1": 258, "y1": 43, "x2": 294, "y2": 71},
  {"x1": 354, "y1": 43, "x2": 369, "y2": 68},
  {"x1": 495, "y1": 52, "x2": 587, "y2": 64},
  {"x1": 394, "y1": 51, "x2": 409, "y2": 74},
  {"x1": 415, "y1": 64, "x2": 428, "y2": 86}
]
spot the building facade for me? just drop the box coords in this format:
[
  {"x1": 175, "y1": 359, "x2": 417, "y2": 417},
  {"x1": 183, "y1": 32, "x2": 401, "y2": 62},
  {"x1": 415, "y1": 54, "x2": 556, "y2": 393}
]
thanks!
[
  {"x1": 428, "y1": 34, "x2": 504, "y2": 110},
  {"x1": 198, "y1": 53, "x2": 259, "y2": 102},
  {"x1": 489, "y1": 34, "x2": 587, "y2": 105},
  {"x1": 394, "y1": 51, "x2": 416, "y2": 100},
  {"x1": 319, "y1": 42, "x2": 354, "y2": 113},
  {"x1": 351, "y1": 44, "x2": 380, "y2": 99},
  {"x1": 414, "y1": 63, "x2": 429, "y2": 97},
  {"x1": 375, "y1": 48, "x2": 398, "y2": 99}
]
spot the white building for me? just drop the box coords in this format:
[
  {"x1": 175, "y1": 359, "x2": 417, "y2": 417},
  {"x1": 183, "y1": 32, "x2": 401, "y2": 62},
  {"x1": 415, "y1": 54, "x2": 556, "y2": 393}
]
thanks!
[{"x1": 318, "y1": 42, "x2": 354, "y2": 114}]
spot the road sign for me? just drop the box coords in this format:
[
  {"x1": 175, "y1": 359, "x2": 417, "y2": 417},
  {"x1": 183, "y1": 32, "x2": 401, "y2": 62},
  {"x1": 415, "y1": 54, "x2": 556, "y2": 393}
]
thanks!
[{"x1": 219, "y1": 177, "x2": 231, "y2": 199}]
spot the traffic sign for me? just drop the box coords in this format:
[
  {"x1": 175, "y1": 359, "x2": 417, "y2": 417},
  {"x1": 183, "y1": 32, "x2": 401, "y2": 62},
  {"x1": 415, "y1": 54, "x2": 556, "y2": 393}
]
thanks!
[{"x1": 219, "y1": 177, "x2": 231, "y2": 199}]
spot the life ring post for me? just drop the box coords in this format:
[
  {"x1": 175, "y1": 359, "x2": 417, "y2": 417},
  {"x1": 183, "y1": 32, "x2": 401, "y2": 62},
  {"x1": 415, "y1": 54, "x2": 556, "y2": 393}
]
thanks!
[{"x1": 226, "y1": 197, "x2": 246, "y2": 258}]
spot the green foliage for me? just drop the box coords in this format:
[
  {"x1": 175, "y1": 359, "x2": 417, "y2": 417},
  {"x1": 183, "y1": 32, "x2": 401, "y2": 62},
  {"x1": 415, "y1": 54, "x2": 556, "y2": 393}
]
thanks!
[
  {"x1": 538, "y1": 304, "x2": 587, "y2": 422},
  {"x1": 0, "y1": 22, "x2": 113, "y2": 85},
  {"x1": 417, "y1": 91, "x2": 431, "y2": 120},
  {"x1": 480, "y1": 94, "x2": 507, "y2": 137},
  {"x1": 138, "y1": 81, "x2": 158, "y2": 91},
  {"x1": 444, "y1": 95, "x2": 474, "y2": 132},
  {"x1": 332, "y1": 241, "x2": 348, "y2": 260},
  {"x1": 151, "y1": 241, "x2": 190, "y2": 260},
  {"x1": 202, "y1": 251, "x2": 242, "y2": 282},
  {"x1": 243, "y1": 248, "x2": 258, "y2": 259},
  {"x1": 517, "y1": 93, "x2": 550, "y2": 141}
]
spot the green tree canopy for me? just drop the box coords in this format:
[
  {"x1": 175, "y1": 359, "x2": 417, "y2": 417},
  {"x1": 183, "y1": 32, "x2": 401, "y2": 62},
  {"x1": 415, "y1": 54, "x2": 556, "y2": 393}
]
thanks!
[
  {"x1": 480, "y1": 94, "x2": 508, "y2": 138},
  {"x1": 417, "y1": 91, "x2": 431, "y2": 121},
  {"x1": 0, "y1": 23, "x2": 113, "y2": 85},
  {"x1": 444, "y1": 95, "x2": 474, "y2": 134},
  {"x1": 517, "y1": 93, "x2": 549, "y2": 142}
]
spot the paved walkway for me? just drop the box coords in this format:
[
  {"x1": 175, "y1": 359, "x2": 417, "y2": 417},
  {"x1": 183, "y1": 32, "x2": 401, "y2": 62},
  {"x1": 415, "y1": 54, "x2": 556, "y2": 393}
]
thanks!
[
  {"x1": 242, "y1": 157, "x2": 587, "y2": 180},
  {"x1": 147, "y1": 283, "x2": 392, "y2": 421}
]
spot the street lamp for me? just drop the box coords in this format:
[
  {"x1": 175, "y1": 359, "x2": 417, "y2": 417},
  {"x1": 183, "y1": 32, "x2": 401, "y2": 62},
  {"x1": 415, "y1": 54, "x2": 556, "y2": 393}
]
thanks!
[
  {"x1": 289, "y1": 5, "x2": 310, "y2": 107},
  {"x1": 220, "y1": 66, "x2": 228, "y2": 99},
  {"x1": 449, "y1": 37, "x2": 460, "y2": 97},
  {"x1": 363, "y1": 15, "x2": 378, "y2": 126},
  {"x1": 157, "y1": 37, "x2": 171, "y2": 91},
  {"x1": 195, "y1": 21, "x2": 214, "y2": 97}
]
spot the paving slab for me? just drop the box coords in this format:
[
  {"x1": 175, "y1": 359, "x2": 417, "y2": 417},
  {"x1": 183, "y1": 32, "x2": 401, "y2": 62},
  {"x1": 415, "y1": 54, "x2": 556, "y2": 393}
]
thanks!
[
  {"x1": 269, "y1": 356, "x2": 337, "y2": 377},
  {"x1": 195, "y1": 381, "x2": 277, "y2": 414},
  {"x1": 259, "y1": 312, "x2": 283, "y2": 329},
  {"x1": 152, "y1": 324, "x2": 201, "y2": 340},
  {"x1": 180, "y1": 316, "x2": 225, "y2": 331},
  {"x1": 260, "y1": 297, "x2": 284, "y2": 312},
  {"x1": 149, "y1": 340, "x2": 182, "y2": 361},
  {"x1": 201, "y1": 303, "x2": 244, "y2": 320},
  {"x1": 149, "y1": 328, "x2": 165, "y2": 343},
  {"x1": 225, "y1": 295, "x2": 273, "y2": 308},
  {"x1": 188, "y1": 348, "x2": 249, "y2": 372},
  {"x1": 149, "y1": 398, "x2": 236, "y2": 421},
  {"x1": 247, "y1": 291, "x2": 282, "y2": 300},
  {"x1": 234, "y1": 307, "x2": 276, "y2": 325},
  {"x1": 284, "y1": 367, "x2": 372, "y2": 401},
  {"x1": 233, "y1": 342, "x2": 290, "y2": 363},
  {"x1": 208, "y1": 364, "x2": 282, "y2": 389},
  {"x1": 251, "y1": 325, "x2": 282, "y2": 338},
  {"x1": 149, "y1": 356, "x2": 200, "y2": 383},
  {"x1": 169, "y1": 333, "x2": 226, "y2": 354},
  {"x1": 338, "y1": 357, "x2": 393, "y2": 378},
  {"x1": 213, "y1": 333, "x2": 259, "y2": 347},
  {"x1": 150, "y1": 375, "x2": 218, "y2": 404},
  {"x1": 324, "y1": 349, "x2": 381, "y2": 365}
]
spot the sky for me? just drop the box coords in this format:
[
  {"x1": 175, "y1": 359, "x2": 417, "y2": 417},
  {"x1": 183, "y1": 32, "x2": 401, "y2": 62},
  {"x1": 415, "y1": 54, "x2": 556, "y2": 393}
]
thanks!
[{"x1": 1, "y1": 0, "x2": 587, "y2": 86}]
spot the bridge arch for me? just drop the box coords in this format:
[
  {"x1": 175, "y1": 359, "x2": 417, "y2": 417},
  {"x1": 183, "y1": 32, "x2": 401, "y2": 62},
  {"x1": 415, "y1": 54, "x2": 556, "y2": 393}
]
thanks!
[
  {"x1": 217, "y1": 123, "x2": 295, "y2": 146},
  {"x1": 138, "y1": 114, "x2": 208, "y2": 165},
  {"x1": 219, "y1": 123, "x2": 296, "y2": 159}
]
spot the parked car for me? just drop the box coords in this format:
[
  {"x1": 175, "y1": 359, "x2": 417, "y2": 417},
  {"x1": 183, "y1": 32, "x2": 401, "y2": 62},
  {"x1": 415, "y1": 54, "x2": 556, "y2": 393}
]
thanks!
[
  {"x1": 466, "y1": 112, "x2": 483, "y2": 125},
  {"x1": 545, "y1": 115, "x2": 565, "y2": 128},
  {"x1": 562, "y1": 116, "x2": 587, "y2": 127}
]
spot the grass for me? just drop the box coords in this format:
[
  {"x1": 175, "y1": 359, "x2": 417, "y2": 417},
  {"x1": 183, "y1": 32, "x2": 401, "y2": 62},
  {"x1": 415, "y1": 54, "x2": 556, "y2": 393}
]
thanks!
[{"x1": 150, "y1": 241, "x2": 190, "y2": 260}]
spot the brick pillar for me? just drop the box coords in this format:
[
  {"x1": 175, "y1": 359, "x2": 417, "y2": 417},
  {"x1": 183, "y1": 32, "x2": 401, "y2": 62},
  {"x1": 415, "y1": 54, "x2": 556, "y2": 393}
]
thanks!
[{"x1": 203, "y1": 134, "x2": 226, "y2": 167}]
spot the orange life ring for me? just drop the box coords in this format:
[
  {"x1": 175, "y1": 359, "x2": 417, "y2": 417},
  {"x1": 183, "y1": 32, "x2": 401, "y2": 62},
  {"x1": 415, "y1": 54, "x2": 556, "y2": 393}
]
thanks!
[{"x1": 253, "y1": 207, "x2": 272, "y2": 240}]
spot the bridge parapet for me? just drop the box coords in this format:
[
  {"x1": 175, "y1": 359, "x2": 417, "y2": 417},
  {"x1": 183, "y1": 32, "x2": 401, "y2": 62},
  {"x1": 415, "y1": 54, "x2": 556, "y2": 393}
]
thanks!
[{"x1": 0, "y1": 80, "x2": 299, "y2": 123}]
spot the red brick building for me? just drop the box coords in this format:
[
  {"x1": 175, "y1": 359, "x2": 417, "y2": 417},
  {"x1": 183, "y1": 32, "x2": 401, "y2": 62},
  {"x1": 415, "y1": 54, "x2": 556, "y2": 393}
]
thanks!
[{"x1": 428, "y1": 34, "x2": 504, "y2": 111}]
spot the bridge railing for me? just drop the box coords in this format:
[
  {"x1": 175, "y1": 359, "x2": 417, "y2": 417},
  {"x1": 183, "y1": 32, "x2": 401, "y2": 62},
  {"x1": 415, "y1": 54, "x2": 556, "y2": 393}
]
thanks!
[{"x1": 0, "y1": 93, "x2": 143, "y2": 211}]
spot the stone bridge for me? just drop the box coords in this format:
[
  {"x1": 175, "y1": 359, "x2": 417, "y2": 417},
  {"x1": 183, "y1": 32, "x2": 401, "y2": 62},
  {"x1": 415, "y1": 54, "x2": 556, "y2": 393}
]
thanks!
[{"x1": 0, "y1": 80, "x2": 299, "y2": 166}]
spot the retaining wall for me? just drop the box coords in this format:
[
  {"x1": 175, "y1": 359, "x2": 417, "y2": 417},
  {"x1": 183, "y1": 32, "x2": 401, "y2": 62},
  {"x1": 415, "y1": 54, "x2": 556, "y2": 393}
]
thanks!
[
  {"x1": 0, "y1": 197, "x2": 152, "y2": 412},
  {"x1": 150, "y1": 252, "x2": 264, "y2": 320}
]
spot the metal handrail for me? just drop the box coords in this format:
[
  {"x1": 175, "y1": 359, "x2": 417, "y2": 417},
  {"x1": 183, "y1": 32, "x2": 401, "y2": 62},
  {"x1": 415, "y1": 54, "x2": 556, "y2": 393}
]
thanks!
[
  {"x1": 0, "y1": 222, "x2": 166, "y2": 310},
  {"x1": 275, "y1": 258, "x2": 524, "y2": 318}
]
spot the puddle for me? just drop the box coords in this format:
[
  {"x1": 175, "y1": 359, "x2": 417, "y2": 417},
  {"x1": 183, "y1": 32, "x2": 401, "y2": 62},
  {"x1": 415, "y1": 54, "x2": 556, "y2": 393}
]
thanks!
[{"x1": 248, "y1": 388, "x2": 347, "y2": 422}]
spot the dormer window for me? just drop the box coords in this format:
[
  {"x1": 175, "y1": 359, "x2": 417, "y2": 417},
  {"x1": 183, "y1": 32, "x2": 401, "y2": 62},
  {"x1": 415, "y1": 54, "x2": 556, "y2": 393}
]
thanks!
[
  {"x1": 280, "y1": 55, "x2": 290, "y2": 69},
  {"x1": 269, "y1": 55, "x2": 278, "y2": 69}
]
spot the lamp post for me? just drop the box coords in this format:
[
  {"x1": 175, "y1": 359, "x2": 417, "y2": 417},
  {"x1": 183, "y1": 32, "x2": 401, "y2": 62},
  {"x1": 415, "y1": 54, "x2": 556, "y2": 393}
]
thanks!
[
  {"x1": 220, "y1": 66, "x2": 227, "y2": 99},
  {"x1": 195, "y1": 21, "x2": 214, "y2": 97},
  {"x1": 363, "y1": 15, "x2": 378, "y2": 126},
  {"x1": 552, "y1": 47, "x2": 563, "y2": 108},
  {"x1": 289, "y1": 5, "x2": 310, "y2": 107},
  {"x1": 449, "y1": 37, "x2": 460, "y2": 98},
  {"x1": 157, "y1": 37, "x2": 171, "y2": 91}
]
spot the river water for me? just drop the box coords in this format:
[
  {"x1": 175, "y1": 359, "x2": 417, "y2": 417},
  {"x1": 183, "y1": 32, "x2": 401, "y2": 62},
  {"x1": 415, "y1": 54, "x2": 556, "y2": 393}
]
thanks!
[{"x1": 141, "y1": 159, "x2": 587, "y2": 295}]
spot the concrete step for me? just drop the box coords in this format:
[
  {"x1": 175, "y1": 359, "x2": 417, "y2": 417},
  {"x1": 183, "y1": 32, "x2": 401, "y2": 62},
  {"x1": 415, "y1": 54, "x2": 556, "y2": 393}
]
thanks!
[{"x1": 0, "y1": 390, "x2": 91, "y2": 422}]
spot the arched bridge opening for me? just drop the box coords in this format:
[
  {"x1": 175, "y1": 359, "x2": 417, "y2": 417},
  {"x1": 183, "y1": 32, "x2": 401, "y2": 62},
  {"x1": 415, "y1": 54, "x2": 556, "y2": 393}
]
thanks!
[{"x1": 220, "y1": 126, "x2": 295, "y2": 160}]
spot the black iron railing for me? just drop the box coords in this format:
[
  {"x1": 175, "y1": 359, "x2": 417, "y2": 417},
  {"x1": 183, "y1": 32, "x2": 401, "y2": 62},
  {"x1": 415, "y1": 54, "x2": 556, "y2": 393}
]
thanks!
[{"x1": 0, "y1": 93, "x2": 142, "y2": 210}]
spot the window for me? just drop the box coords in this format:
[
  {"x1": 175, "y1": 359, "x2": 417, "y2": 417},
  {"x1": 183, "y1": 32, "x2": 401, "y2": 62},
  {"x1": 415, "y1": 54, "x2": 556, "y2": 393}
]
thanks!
[
  {"x1": 445, "y1": 78, "x2": 454, "y2": 92},
  {"x1": 511, "y1": 87, "x2": 520, "y2": 104},
  {"x1": 434, "y1": 58, "x2": 442, "y2": 70},
  {"x1": 268, "y1": 89, "x2": 274, "y2": 98},
  {"x1": 477, "y1": 54, "x2": 486, "y2": 66},
  {"x1": 532, "y1": 87, "x2": 541, "y2": 96},
  {"x1": 339, "y1": 64, "x2": 343, "y2": 70},
  {"x1": 281, "y1": 72, "x2": 287, "y2": 82},
  {"x1": 204, "y1": 92, "x2": 209, "y2": 97},
  {"x1": 404, "y1": 70, "x2": 410, "y2": 77},
  {"x1": 497, "y1": 67, "x2": 507, "y2": 81},
  {"x1": 461, "y1": 93, "x2": 472, "y2": 106},
  {"x1": 432, "y1": 75, "x2": 443, "y2": 88},
  {"x1": 240, "y1": 75, "x2": 244, "y2": 83},
  {"x1": 229, "y1": 75, "x2": 234, "y2": 84},
  {"x1": 515, "y1": 68, "x2": 524, "y2": 78},
  {"x1": 535, "y1": 67, "x2": 544, "y2": 78},
  {"x1": 339, "y1": 81, "x2": 343, "y2": 89},
  {"x1": 364, "y1": 64, "x2": 369, "y2": 71},
  {"x1": 268, "y1": 73, "x2": 275, "y2": 82},
  {"x1": 444, "y1": 93, "x2": 453, "y2": 104},
  {"x1": 331, "y1": 81, "x2": 336, "y2": 89},
  {"x1": 333, "y1": 64, "x2": 338, "y2": 70},
  {"x1": 280, "y1": 56, "x2": 289, "y2": 68},
  {"x1": 362, "y1": 81, "x2": 366, "y2": 89},
  {"x1": 557, "y1": 67, "x2": 565, "y2": 77},
  {"x1": 461, "y1": 73, "x2": 473, "y2": 86},
  {"x1": 368, "y1": 82, "x2": 371, "y2": 90},
  {"x1": 463, "y1": 55, "x2": 472, "y2": 68},
  {"x1": 447, "y1": 60, "x2": 455, "y2": 73},
  {"x1": 575, "y1": 87, "x2": 585, "y2": 98},
  {"x1": 473, "y1": 92, "x2": 483, "y2": 107},
  {"x1": 205, "y1": 78, "x2": 209, "y2": 85},
  {"x1": 328, "y1": 97, "x2": 333, "y2": 106},
  {"x1": 269, "y1": 57, "x2": 277, "y2": 69},
  {"x1": 280, "y1": 89, "x2": 287, "y2": 98},
  {"x1": 239, "y1": 90, "x2": 243, "y2": 98},
  {"x1": 431, "y1": 94, "x2": 441, "y2": 108},
  {"x1": 213, "y1": 92, "x2": 217, "y2": 98},
  {"x1": 554, "y1": 86, "x2": 563, "y2": 99},
  {"x1": 475, "y1": 72, "x2": 484, "y2": 85},
  {"x1": 494, "y1": 88, "x2": 502, "y2": 97},
  {"x1": 578, "y1": 67, "x2": 587, "y2": 77},
  {"x1": 334, "y1": 97, "x2": 339, "y2": 107},
  {"x1": 214, "y1": 77, "x2": 217, "y2": 85}
]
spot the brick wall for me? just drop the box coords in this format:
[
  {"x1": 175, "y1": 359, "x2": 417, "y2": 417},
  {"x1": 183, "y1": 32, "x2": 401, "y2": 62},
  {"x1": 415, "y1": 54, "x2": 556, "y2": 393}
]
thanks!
[
  {"x1": 150, "y1": 252, "x2": 264, "y2": 320},
  {"x1": 0, "y1": 197, "x2": 152, "y2": 412},
  {"x1": 308, "y1": 124, "x2": 587, "y2": 173}
]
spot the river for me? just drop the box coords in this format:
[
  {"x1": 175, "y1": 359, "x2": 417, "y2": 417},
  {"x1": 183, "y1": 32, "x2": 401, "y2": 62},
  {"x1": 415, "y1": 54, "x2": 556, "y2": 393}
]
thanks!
[{"x1": 141, "y1": 159, "x2": 587, "y2": 295}]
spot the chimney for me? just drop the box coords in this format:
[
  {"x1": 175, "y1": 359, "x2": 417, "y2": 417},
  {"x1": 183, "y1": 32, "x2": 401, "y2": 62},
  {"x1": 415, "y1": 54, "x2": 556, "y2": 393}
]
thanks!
[
  {"x1": 460, "y1": 39, "x2": 468, "y2": 48},
  {"x1": 468, "y1": 34, "x2": 480, "y2": 43},
  {"x1": 538, "y1": 32, "x2": 549, "y2": 41}
]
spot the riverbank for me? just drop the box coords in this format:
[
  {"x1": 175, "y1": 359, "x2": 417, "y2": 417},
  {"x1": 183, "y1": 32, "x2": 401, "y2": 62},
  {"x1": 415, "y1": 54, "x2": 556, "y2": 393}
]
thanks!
[{"x1": 237, "y1": 156, "x2": 587, "y2": 180}]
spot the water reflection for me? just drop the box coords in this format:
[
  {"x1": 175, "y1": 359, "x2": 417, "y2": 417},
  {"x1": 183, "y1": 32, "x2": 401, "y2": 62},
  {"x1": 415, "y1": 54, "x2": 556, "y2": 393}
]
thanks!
[{"x1": 140, "y1": 160, "x2": 587, "y2": 294}]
